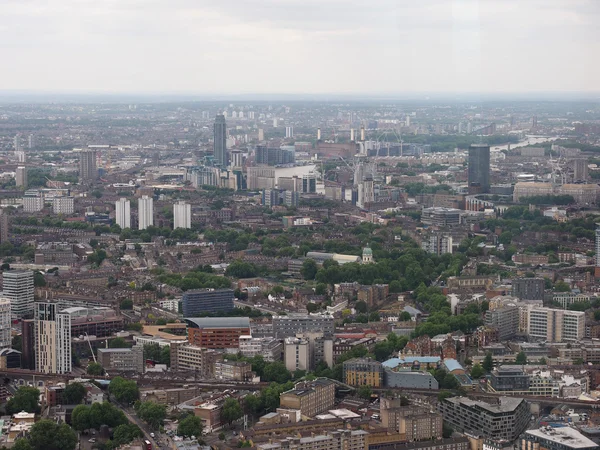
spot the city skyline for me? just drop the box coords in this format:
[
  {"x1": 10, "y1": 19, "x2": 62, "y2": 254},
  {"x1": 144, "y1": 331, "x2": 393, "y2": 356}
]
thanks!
[{"x1": 0, "y1": 0, "x2": 598, "y2": 95}]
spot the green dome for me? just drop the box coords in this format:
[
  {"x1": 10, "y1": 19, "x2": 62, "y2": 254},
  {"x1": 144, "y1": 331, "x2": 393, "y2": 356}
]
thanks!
[{"x1": 363, "y1": 247, "x2": 373, "y2": 255}]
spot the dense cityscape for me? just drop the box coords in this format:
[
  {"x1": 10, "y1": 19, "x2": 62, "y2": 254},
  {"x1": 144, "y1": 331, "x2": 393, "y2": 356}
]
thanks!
[
  {"x1": 1, "y1": 0, "x2": 600, "y2": 448},
  {"x1": 0, "y1": 97, "x2": 598, "y2": 450}
]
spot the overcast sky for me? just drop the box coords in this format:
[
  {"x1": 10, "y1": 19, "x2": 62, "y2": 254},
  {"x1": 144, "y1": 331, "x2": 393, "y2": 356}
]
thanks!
[{"x1": 1, "y1": 0, "x2": 598, "y2": 95}]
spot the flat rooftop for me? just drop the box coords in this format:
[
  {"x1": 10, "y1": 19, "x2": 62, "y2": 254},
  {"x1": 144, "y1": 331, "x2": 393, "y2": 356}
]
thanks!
[{"x1": 526, "y1": 427, "x2": 599, "y2": 449}]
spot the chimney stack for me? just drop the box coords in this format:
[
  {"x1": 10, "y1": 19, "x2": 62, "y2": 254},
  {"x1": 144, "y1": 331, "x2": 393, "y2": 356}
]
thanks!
[{"x1": 360, "y1": 126, "x2": 365, "y2": 141}]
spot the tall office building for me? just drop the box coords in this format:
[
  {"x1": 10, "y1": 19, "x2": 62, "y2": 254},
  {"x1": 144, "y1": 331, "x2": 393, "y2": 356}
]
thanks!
[
  {"x1": 302, "y1": 174, "x2": 317, "y2": 193},
  {"x1": 2, "y1": 270, "x2": 34, "y2": 319},
  {"x1": 138, "y1": 195, "x2": 154, "y2": 230},
  {"x1": 285, "y1": 126, "x2": 294, "y2": 138},
  {"x1": 0, "y1": 298, "x2": 11, "y2": 350},
  {"x1": 182, "y1": 289, "x2": 235, "y2": 316},
  {"x1": 512, "y1": 278, "x2": 545, "y2": 301},
  {"x1": 115, "y1": 198, "x2": 131, "y2": 229},
  {"x1": 15, "y1": 167, "x2": 27, "y2": 188},
  {"x1": 573, "y1": 159, "x2": 589, "y2": 182},
  {"x1": 213, "y1": 114, "x2": 227, "y2": 167},
  {"x1": 173, "y1": 201, "x2": 191, "y2": 229},
  {"x1": 52, "y1": 197, "x2": 74, "y2": 215},
  {"x1": 468, "y1": 144, "x2": 490, "y2": 194},
  {"x1": 79, "y1": 149, "x2": 97, "y2": 183},
  {"x1": 34, "y1": 302, "x2": 71, "y2": 374},
  {"x1": 27, "y1": 134, "x2": 35, "y2": 149},
  {"x1": 527, "y1": 307, "x2": 585, "y2": 342},
  {"x1": 0, "y1": 211, "x2": 8, "y2": 244},
  {"x1": 596, "y1": 225, "x2": 600, "y2": 278}
]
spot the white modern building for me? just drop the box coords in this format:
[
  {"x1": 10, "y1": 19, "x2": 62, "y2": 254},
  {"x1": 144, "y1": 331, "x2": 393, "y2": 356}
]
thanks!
[
  {"x1": 35, "y1": 302, "x2": 72, "y2": 374},
  {"x1": 173, "y1": 201, "x2": 191, "y2": 229},
  {"x1": 528, "y1": 307, "x2": 585, "y2": 342},
  {"x1": 2, "y1": 270, "x2": 34, "y2": 319},
  {"x1": 15, "y1": 167, "x2": 27, "y2": 188},
  {"x1": 115, "y1": 198, "x2": 131, "y2": 229},
  {"x1": 52, "y1": 197, "x2": 74, "y2": 215},
  {"x1": 138, "y1": 195, "x2": 154, "y2": 230},
  {"x1": 22, "y1": 191, "x2": 44, "y2": 213},
  {"x1": 0, "y1": 298, "x2": 11, "y2": 350}
]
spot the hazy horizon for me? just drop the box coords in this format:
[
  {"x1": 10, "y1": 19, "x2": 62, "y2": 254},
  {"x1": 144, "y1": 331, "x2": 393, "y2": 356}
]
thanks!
[{"x1": 1, "y1": 0, "x2": 599, "y2": 95}]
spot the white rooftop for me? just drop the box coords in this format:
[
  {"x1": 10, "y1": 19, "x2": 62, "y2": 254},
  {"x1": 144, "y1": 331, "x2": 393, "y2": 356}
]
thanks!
[{"x1": 526, "y1": 427, "x2": 598, "y2": 449}]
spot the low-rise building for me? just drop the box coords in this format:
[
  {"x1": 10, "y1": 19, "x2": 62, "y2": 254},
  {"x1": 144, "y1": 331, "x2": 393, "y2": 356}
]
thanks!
[
  {"x1": 438, "y1": 396, "x2": 529, "y2": 441},
  {"x1": 214, "y1": 360, "x2": 254, "y2": 381},
  {"x1": 343, "y1": 357, "x2": 383, "y2": 387},
  {"x1": 522, "y1": 427, "x2": 598, "y2": 450},
  {"x1": 97, "y1": 345, "x2": 144, "y2": 373},
  {"x1": 279, "y1": 379, "x2": 336, "y2": 418}
]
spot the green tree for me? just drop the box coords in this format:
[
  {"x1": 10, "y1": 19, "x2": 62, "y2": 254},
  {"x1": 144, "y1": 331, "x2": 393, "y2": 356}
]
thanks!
[
  {"x1": 368, "y1": 311, "x2": 380, "y2": 322},
  {"x1": 109, "y1": 377, "x2": 139, "y2": 404},
  {"x1": 33, "y1": 271, "x2": 46, "y2": 287},
  {"x1": 357, "y1": 385, "x2": 372, "y2": 399},
  {"x1": 109, "y1": 337, "x2": 130, "y2": 348},
  {"x1": 112, "y1": 424, "x2": 143, "y2": 446},
  {"x1": 482, "y1": 352, "x2": 494, "y2": 372},
  {"x1": 315, "y1": 283, "x2": 327, "y2": 295},
  {"x1": 554, "y1": 281, "x2": 571, "y2": 292},
  {"x1": 7, "y1": 386, "x2": 40, "y2": 414},
  {"x1": 155, "y1": 318, "x2": 167, "y2": 326},
  {"x1": 12, "y1": 439, "x2": 33, "y2": 450},
  {"x1": 469, "y1": 363, "x2": 484, "y2": 379},
  {"x1": 301, "y1": 259, "x2": 318, "y2": 280},
  {"x1": 219, "y1": 432, "x2": 226, "y2": 441},
  {"x1": 87, "y1": 362, "x2": 104, "y2": 376},
  {"x1": 262, "y1": 361, "x2": 292, "y2": 383},
  {"x1": 220, "y1": 398, "x2": 243, "y2": 426},
  {"x1": 515, "y1": 351, "x2": 527, "y2": 365},
  {"x1": 27, "y1": 419, "x2": 77, "y2": 450},
  {"x1": 306, "y1": 302, "x2": 320, "y2": 313},
  {"x1": 71, "y1": 404, "x2": 91, "y2": 432},
  {"x1": 62, "y1": 382, "x2": 86, "y2": 404},
  {"x1": 177, "y1": 414, "x2": 204, "y2": 438},
  {"x1": 539, "y1": 357, "x2": 547, "y2": 365},
  {"x1": 134, "y1": 401, "x2": 167, "y2": 430},
  {"x1": 574, "y1": 358, "x2": 585, "y2": 365},
  {"x1": 120, "y1": 299, "x2": 133, "y2": 310},
  {"x1": 354, "y1": 300, "x2": 367, "y2": 313},
  {"x1": 399, "y1": 311, "x2": 412, "y2": 321}
]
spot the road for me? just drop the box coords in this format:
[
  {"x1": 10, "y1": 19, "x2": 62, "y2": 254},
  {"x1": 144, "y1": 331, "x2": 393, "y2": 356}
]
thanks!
[{"x1": 117, "y1": 400, "x2": 169, "y2": 450}]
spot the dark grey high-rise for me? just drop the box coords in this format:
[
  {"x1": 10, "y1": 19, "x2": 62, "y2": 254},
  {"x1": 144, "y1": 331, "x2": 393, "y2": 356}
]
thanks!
[
  {"x1": 213, "y1": 114, "x2": 227, "y2": 167},
  {"x1": 468, "y1": 144, "x2": 490, "y2": 193}
]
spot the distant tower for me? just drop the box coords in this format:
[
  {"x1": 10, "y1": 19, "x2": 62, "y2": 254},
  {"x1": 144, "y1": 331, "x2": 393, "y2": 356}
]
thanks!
[
  {"x1": 468, "y1": 144, "x2": 490, "y2": 194},
  {"x1": 79, "y1": 149, "x2": 98, "y2": 183},
  {"x1": 15, "y1": 166, "x2": 27, "y2": 188},
  {"x1": 362, "y1": 245, "x2": 374, "y2": 264},
  {"x1": 115, "y1": 198, "x2": 131, "y2": 229},
  {"x1": 173, "y1": 201, "x2": 191, "y2": 229},
  {"x1": 138, "y1": 195, "x2": 154, "y2": 230},
  {"x1": 595, "y1": 225, "x2": 600, "y2": 278},
  {"x1": 273, "y1": 118, "x2": 278, "y2": 128},
  {"x1": 27, "y1": 134, "x2": 35, "y2": 149},
  {"x1": 350, "y1": 129, "x2": 355, "y2": 142},
  {"x1": 317, "y1": 128, "x2": 321, "y2": 141},
  {"x1": 13, "y1": 134, "x2": 21, "y2": 151},
  {"x1": 285, "y1": 126, "x2": 294, "y2": 138},
  {"x1": 405, "y1": 116, "x2": 411, "y2": 127},
  {"x1": 0, "y1": 210, "x2": 9, "y2": 245},
  {"x1": 213, "y1": 114, "x2": 227, "y2": 167}
]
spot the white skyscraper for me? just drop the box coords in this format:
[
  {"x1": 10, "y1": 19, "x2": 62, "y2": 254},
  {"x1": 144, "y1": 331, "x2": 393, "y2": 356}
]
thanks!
[
  {"x1": 0, "y1": 298, "x2": 11, "y2": 350},
  {"x1": 115, "y1": 198, "x2": 131, "y2": 229},
  {"x1": 173, "y1": 201, "x2": 191, "y2": 229},
  {"x1": 138, "y1": 195, "x2": 154, "y2": 230},
  {"x1": 34, "y1": 302, "x2": 71, "y2": 374},
  {"x1": 2, "y1": 270, "x2": 34, "y2": 319},
  {"x1": 285, "y1": 126, "x2": 294, "y2": 138}
]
